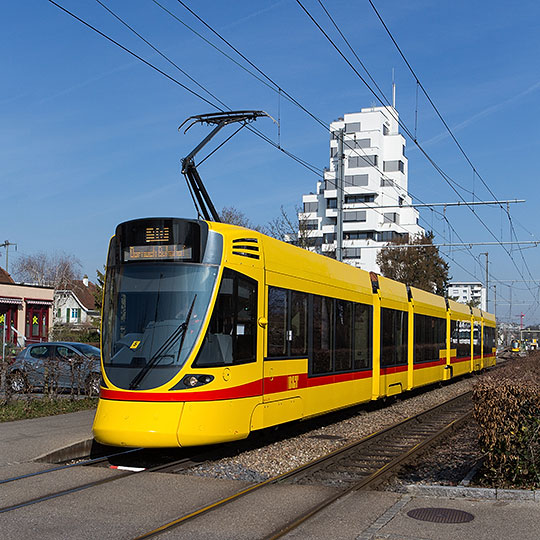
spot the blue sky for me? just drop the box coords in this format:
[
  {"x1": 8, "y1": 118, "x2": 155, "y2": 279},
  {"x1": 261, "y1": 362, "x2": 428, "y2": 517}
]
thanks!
[{"x1": 2, "y1": 0, "x2": 540, "y2": 324}]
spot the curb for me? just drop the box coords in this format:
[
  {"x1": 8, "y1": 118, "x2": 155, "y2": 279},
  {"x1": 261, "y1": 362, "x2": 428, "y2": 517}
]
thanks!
[
  {"x1": 34, "y1": 438, "x2": 95, "y2": 464},
  {"x1": 403, "y1": 483, "x2": 539, "y2": 502}
]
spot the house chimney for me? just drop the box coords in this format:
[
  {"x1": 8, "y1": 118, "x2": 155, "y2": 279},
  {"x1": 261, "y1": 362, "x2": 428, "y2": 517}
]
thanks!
[{"x1": 83, "y1": 275, "x2": 89, "y2": 287}]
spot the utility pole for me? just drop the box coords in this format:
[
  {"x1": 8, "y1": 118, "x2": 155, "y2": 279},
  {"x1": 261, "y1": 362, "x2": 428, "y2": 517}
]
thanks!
[
  {"x1": 480, "y1": 252, "x2": 488, "y2": 312},
  {"x1": 335, "y1": 128, "x2": 344, "y2": 262},
  {"x1": 493, "y1": 285, "x2": 497, "y2": 319},
  {"x1": 0, "y1": 241, "x2": 17, "y2": 273}
]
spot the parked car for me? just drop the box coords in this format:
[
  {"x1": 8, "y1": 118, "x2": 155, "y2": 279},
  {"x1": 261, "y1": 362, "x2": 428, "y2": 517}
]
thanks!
[{"x1": 9, "y1": 342, "x2": 101, "y2": 396}]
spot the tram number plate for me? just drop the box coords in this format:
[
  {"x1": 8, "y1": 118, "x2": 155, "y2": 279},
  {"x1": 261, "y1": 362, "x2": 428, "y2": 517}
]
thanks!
[{"x1": 287, "y1": 375, "x2": 299, "y2": 390}]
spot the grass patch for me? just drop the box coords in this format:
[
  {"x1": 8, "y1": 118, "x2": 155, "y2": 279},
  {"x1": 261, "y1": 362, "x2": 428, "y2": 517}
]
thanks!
[{"x1": 0, "y1": 397, "x2": 98, "y2": 423}]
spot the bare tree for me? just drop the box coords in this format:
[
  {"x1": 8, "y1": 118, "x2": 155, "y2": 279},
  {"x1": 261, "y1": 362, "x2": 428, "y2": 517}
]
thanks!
[
  {"x1": 219, "y1": 206, "x2": 254, "y2": 228},
  {"x1": 265, "y1": 205, "x2": 321, "y2": 251},
  {"x1": 12, "y1": 252, "x2": 82, "y2": 289},
  {"x1": 220, "y1": 205, "x2": 322, "y2": 253}
]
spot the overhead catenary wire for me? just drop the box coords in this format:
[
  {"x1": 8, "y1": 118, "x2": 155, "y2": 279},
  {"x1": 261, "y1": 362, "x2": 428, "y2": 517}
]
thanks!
[
  {"x1": 47, "y1": 0, "x2": 536, "y2": 319},
  {"x1": 48, "y1": 0, "x2": 324, "y2": 184},
  {"x1": 296, "y1": 0, "x2": 539, "y2": 307},
  {"x1": 366, "y1": 0, "x2": 540, "y2": 307},
  {"x1": 153, "y1": 0, "x2": 508, "y2": 268}
]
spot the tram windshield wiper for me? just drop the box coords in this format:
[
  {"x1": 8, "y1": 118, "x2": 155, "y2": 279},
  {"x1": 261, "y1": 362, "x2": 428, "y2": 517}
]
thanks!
[{"x1": 128, "y1": 295, "x2": 197, "y2": 390}]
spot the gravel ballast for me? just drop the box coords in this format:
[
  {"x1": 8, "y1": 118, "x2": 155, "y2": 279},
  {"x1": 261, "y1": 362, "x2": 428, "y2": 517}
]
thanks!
[{"x1": 185, "y1": 376, "x2": 478, "y2": 483}]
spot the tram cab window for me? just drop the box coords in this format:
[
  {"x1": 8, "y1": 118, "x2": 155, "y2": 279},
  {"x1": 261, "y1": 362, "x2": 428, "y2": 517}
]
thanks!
[
  {"x1": 381, "y1": 308, "x2": 408, "y2": 367},
  {"x1": 194, "y1": 268, "x2": 257, "y2": 367}
]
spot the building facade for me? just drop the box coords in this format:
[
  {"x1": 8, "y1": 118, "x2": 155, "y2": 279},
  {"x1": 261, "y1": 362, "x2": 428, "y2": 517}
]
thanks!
[
  {"x1": 0, "y1": 267, "x2": 54, "y2": 347},
  {"x1": 298, "y1": 106, "x2": 424, "y2": 272},
  {"x1": 447, "y1": 282, "x2": 487, "y2": 311},
  {"x1": 54, "y1": 275, "x2": 99, "y2": 326}
]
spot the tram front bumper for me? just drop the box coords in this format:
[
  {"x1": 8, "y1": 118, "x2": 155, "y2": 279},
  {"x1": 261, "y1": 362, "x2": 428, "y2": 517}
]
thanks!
[{"x1": 92, "y1": 398, "x2": 184, "y2": 448}]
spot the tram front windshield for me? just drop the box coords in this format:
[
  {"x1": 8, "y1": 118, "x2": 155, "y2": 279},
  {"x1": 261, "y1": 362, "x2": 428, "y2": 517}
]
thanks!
[{"x1": 103, "y1": 263, "x2": 219, "y2": 390}]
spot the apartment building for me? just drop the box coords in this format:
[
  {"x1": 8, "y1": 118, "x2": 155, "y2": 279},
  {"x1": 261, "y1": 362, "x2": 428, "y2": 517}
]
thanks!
[{"x1": 298, "y1": 105, "x2": 424, "y2": 272}]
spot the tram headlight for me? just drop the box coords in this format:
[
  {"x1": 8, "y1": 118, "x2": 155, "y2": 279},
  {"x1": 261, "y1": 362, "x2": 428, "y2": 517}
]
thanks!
[{"x1": 180, "y1": 374, "x2": 215, "y2": 388}]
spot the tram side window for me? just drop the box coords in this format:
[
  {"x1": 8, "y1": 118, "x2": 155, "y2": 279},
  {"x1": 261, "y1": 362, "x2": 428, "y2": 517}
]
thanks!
[
  {"x1": 414, "y1": 314, "x2": 446, "y2": 363},
  {"x1": 353, "y1": 303, "x2": 372, "y2": 370},
  {"x1": 291, "y1": 291, "x2": 308, "y2": 356},
  {"x1": 312, "y1": 295, "x2": 333, "y2": 374},
  {"x1": 194, "y1": 268, "x2": 257, "y2": 366},
  {"x1": 450, "y1": 320, "x2": 471, "y2": 359},
  {"x1": 483, "y1": 326, "x2": 496, "y2": 354},
  {"x1": 473, "y1": 323, "x2": 482, "y2": 356},
  {"x1": 335, "y1": 299, "x2": 353, "y2": 372},
  {"x1": 267, "y1": 287, "x2": 308, "y2": 358},
  {"x1": 381, "y1": 308, "x2": 408, "y2": 367}
]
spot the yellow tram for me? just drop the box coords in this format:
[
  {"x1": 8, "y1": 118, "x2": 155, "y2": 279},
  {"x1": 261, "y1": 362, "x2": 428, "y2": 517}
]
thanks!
[{"x1": 93, "y1": 217, "x2": 496, "y2": 447}]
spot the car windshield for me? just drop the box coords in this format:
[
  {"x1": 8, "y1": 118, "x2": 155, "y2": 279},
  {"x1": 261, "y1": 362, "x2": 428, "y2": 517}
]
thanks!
[
  {"x1": 71, "y1": 344, "x2": 100, "y2": 357},
  {"x1": 103, "y1": 263, "x2": 219, "y2": 390}
]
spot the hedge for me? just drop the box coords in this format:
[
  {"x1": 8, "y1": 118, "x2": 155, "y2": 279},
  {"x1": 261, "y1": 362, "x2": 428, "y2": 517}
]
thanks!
[{"x1": 473, "y1": 352, "x2": 540, "y2": 489}]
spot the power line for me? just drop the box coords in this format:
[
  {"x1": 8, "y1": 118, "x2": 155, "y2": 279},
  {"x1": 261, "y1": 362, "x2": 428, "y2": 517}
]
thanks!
[
  {"x1": 153, "y1": 0, "x2": 489, "y2": 272},
  {"x1": 366, "y1": 0, "x2": 540, "y2": 305},
  {"x1": 48, "y1": 0, "x2": 535, "y2": 314},
  {"x1": 295, "y1": 0, "x2": 539, "y2": 303},
  {"x1": 48, "y1": 0, "x2": 323, "y2": 182}
]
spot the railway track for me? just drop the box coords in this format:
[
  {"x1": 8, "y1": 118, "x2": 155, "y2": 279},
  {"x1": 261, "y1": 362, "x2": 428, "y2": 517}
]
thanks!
[
  {"x1": 0, "y1": 445, "x2": 224, "y2": 515},
  {"x1": 133, "y1": 391, "x2": 473, "y2": 539}
]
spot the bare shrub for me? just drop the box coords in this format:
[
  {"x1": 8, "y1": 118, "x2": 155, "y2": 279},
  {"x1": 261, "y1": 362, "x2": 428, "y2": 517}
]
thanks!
[{"x1": 473, "y1": 352, "x2": 540, "y2": 488}]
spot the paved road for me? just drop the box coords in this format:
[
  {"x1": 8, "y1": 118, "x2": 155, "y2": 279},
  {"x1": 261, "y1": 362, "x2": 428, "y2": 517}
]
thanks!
[
  {"x1": 0, "y1": 409, "x2": 95, "y2": 467},
  {"x1": 0, "y1": 411, "x2": 538, "y2": 539}
]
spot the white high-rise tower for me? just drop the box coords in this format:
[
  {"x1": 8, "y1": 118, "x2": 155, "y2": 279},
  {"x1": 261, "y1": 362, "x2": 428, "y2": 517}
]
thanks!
[{"x1": 299, "y1": 105, "x2": 424, "y2": 272}]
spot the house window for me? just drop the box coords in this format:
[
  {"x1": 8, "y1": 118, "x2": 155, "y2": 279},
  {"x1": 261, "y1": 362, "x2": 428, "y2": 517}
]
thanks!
[
  {"x1": 323, "y1": 233, "x2": 336, "y2": 244},
  {"x1": 343, "y1": 248, "x2": 361, "y2": 258},
  {"x1": 304, "y1": 219, "x2": 319, "y2": 230},
  {"x1": 346, "y1": 138, "x2": 371, "y2": 150},
  {"x1": 345, "y1": 122, "x2": 361, "y2": 133},
  {"x1": 303, "y1": 201, "x2": 318, "y2": 213},
  {"x1": 343, "y1": 211, "x2": 367, "y2": 222},
  {"x1": 383, "y1": 124, "x2": 389, "y2": 135},
  {"x1": 348, "y1": 155, "x2": 378, "y2": 168},
  {"x1": 344, "y1": 231, "x2": 376, "y2": 240},
  {"x1": 71, "y1": 308, "x2": 81, "y2": 321},
  {"x1": 383, "y1": 213, "x2": 399, "y2": 224},
  {"x1": 345, "y1": 194, "x2": 375, "y2": 204},
  {"x1": 344, "y1": 174, "x2": 369, "y2": 187},
  {"x1": 383, "y1": 160, "x2": 405, "y2": 173},
  {"x1": 326, "y1": 198, "x2": 337, "y2": 209}
]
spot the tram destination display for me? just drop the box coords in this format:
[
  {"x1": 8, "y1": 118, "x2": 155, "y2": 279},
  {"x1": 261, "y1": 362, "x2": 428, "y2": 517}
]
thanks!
[{"x1": 123, "y1": 244, "x2": 192, "y2": 261}]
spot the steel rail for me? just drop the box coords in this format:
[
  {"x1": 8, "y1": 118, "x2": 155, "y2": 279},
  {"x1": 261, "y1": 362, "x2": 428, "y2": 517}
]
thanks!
[
  {"x1": 266, "y1": 408, "x2": 472, "y2": 539},
  {"x1": 0, "y1": 448, "x2": 219, "y2": 515},
  {"x1": 0, "y1": 447, "x2": 142, "y2": 486},
  {"x1": 132, "y1": 391, "x2": 473, "y2": 539}
]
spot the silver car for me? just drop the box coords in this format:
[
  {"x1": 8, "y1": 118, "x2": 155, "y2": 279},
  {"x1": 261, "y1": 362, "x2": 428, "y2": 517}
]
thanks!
[{"x1": 9, "y1": 342, "x2": 101, "y2": 396}]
